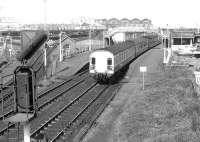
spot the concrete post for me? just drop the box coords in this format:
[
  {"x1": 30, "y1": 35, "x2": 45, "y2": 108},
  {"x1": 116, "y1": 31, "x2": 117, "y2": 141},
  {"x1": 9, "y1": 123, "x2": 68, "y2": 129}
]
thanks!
[{"x1": 59, "y1": 32, "x2": 63, "y2": 62}]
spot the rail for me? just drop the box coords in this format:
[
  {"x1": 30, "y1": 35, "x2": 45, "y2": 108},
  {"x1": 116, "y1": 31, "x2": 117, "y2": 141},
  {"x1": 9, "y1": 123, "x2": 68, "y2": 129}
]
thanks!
[
  {"x1": 31, "y1": 82, "x2": 98, "y2": 138},
  {"x1": 0, "y1": 69, "x2": 88, "y2": 136}
]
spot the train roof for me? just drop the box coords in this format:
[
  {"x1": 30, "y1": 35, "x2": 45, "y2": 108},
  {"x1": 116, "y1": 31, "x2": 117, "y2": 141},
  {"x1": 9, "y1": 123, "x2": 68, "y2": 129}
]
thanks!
[
  {"x1": 93, "y1": 34, "x2": 157, "y2": 55},
  {"x1": 96, "y1": 40, "x2": 135, "y2": 55}
]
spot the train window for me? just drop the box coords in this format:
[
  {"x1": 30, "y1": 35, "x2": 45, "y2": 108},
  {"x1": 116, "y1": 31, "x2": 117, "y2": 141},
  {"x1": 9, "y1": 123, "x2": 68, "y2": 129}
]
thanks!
[
  {"x1": 182, "y1": 38, "x2": 191, "y2": 45},
  {"x1": 116, "y1": 55, "x2": 119, "y2": 64},
  {"x1": 173, "y1": 38, "x2": 191, "y2": 45},
  {"x1": 91, "y1": 57, "x2": 95, "y2": 64},
  {"x1": 173, "y1": 38, "x2": 181, "y2": 45},
  {"x1": 107, "y1": 58, "x2": 112, "y2": 65},
  {"x1": 119, "y1": 53, "x2": 121, "y2": 61}
]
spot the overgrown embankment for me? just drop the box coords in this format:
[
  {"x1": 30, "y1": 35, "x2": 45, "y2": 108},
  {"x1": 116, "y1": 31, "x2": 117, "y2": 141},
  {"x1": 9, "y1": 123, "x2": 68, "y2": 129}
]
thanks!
[{"x1": 113, "y1": 66, "x2": 200, "y2": 142}]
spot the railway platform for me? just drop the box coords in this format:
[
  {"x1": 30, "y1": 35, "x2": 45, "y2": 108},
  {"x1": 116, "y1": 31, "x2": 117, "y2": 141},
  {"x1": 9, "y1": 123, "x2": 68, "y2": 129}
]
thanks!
[
  {"x1": 52, "y1": 52, "x2": 89, "y2": 78},
  {"x1": 37, "y1": 52, "x2": 90, "y2": 91},
  {"x1": 0, "y1": 50, "x2": 90, "y2": 92},
  {"x1": 0, "y1": 60, "x2": 21, "y2": 84}
]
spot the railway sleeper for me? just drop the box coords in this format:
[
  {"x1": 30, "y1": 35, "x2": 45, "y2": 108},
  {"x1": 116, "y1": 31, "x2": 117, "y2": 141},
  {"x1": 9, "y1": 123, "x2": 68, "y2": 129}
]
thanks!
[
  {"x1": 50, "y1": 123, "x2": 64, "y2": 129},
  {"x1": 44, "y1": 127, "x2": 48, "y2": 130},
  {"x1": 54, "y1": 118, "x2": 60, "y2": 121},
  {"x1": 31, "y1": 82, "x2": 97, "y2": 140}
]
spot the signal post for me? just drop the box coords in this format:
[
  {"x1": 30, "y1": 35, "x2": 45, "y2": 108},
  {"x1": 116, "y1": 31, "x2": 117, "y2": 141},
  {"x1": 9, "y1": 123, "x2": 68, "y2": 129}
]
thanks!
[
  {"x1": 1, "y1": 66, "x2": 37, "y2": 142},
  {"x1": 1, "y1": 31, "x2": 47, "y2": 142}
]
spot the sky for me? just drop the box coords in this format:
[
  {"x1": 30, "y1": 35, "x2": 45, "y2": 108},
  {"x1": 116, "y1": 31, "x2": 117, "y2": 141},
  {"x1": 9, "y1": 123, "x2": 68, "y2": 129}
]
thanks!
[{"x1": 0, "y1": 0, "x2": 200, "y2": 28}]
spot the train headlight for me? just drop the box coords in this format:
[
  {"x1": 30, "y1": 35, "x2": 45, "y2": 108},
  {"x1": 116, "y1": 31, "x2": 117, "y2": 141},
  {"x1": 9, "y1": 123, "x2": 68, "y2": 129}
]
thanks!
[
  {"x1": 107, "y1": 66, "x2": 113, "y2": 70},
  {"x1": 90, "y1": 65, "x2": 95, "y2": 70}
]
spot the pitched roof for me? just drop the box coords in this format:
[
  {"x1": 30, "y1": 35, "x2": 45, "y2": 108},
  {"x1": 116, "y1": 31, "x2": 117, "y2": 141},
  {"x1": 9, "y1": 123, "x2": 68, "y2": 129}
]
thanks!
[{"x1": 120, "y1": 18, "x2": 130, "y2": 21}]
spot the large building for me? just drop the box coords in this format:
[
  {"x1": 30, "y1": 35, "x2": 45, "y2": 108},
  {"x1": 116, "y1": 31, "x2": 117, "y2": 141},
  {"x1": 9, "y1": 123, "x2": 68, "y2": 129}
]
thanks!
[{"x1": 95, "y1": 18, "x2": 152, "y2": 29}]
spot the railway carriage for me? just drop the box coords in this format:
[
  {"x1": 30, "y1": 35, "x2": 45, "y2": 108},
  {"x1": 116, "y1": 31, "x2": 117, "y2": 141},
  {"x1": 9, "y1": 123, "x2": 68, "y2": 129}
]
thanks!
[
  {"x1": 89, "y1": 34, "x2": 161, "y2": 83},
  {"x1": 90, "y1": 41, "x2": 136, "y2": 82}
]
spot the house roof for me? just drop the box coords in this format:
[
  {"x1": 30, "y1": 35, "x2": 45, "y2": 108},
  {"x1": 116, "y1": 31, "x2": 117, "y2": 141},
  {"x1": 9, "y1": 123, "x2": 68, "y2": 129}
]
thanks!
[
  {"x1": 120, "y1": 18, "x2": 130, "y2": 21},
  {"x1": 108, "y1": 18, "x2": 119, "y2": 22}
]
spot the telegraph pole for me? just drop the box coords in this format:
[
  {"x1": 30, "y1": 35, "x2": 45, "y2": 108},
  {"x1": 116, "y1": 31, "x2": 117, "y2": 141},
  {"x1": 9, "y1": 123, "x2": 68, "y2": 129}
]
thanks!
[
  {"x1": 89, "y1": 25, "x2": 92, "y2": 51},
  {"x1": 59, "y1": 32, "x2": 63, "y2": 62},
  {"x1": 103, "y1": 30, "x2": 104, "y2": 48},
  {"x1": 43, "y1": 0, "x2": 49, "y2": 80}
]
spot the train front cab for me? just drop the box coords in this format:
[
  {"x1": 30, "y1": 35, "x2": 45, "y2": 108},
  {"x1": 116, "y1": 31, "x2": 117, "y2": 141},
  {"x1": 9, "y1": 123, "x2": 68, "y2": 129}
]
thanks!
[{"x1": 89, "y1": 51, "x2": 114, "y2": 82}]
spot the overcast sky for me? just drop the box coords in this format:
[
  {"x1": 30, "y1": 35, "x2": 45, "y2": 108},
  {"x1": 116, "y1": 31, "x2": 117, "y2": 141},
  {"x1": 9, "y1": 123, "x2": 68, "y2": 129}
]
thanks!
[{"x1": 0, "y1": 0, "x2": 200, "y2": 28}]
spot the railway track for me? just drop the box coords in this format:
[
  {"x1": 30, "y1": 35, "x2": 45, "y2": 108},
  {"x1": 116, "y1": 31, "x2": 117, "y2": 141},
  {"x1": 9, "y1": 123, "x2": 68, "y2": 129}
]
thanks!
[
  {"x1": 0, "y1": 43, "x2": 57, "y2": 113},
  {"x1": 0, "y1": 69, "x2": 88, "y2": 116},
  {"x1": 0, "y1": 36, "x2": 70, "y2": 106},
  {"x1": 1, "y1": 74, "x2": 94, "y2": 141},
  {"x1": 0, "y1": 37, "x2": 160, "y2": 141},
  {"x1": 0, "y1": 70, "x2": 89, "y2": 139},
  {"x1": 7, "y1": 81, "x2": 119, "y2": 142},
  {"x1": 57, "y1": 84, "x2": 120, "y2": 142},
  {"x1": 0, "y1": 73, "x2": 121, "y2": 142},
  {"x1": 31, "y1": 78, "x2": 99, "y2": 141}
]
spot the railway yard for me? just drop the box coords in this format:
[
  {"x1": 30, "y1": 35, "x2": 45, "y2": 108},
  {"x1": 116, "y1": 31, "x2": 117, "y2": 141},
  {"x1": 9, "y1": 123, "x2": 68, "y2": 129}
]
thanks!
[{"x1": 0, "y1": 27, "x2": 200, "y2": 142}]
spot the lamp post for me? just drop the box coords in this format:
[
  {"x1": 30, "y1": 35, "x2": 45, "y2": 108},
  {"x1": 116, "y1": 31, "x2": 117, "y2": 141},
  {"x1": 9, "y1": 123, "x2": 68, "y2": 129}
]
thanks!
[
  {"x1": 6, "y1": 36, "x2": 12, "y2": 60},
  {"x1": 44, "y1": 44, "x2": 47, "y2": 69},
  {"x1": 9, "y1": 36, "x2": 12, "y2": 56},
  {"x1": 59, "y1": 32, "x2": 65, "y2": 62},
  {"x1": 103, "y1": 30, "x2": 104, "y2": 48},
  {"x1": 89, "y1": 26, "x2": 92, "y2": 51},
  {"x1": 43, "y1": 43, "x2": 48, "y2": 81},
  {"x1": 43, "y1": 0, "x2": 49, "y2": 80}
]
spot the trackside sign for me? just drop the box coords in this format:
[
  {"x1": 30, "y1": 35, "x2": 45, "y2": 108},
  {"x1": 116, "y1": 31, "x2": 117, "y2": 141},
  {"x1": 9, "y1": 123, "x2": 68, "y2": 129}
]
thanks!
[{"x1": 140, "y1": 66, "x2": 147, "y2": 72}]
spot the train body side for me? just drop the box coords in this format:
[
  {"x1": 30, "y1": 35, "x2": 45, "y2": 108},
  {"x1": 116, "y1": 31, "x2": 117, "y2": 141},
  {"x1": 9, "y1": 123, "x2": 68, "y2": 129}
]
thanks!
[{"x1": 114, "y1": 45, "x2": 136, "y2": 72}]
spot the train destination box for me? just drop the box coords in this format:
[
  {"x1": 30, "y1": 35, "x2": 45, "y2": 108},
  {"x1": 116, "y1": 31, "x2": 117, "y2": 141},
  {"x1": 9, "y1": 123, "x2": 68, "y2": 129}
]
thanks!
[{"x1": 3, "y1": 66, "x2": 36, "y2": 122}]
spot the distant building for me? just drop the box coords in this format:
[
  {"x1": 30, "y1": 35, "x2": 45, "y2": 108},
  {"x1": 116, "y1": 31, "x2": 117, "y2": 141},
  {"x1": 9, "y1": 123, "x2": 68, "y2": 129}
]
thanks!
[
  {"x1": 95, "y1": 18, "x2": 152, "y2": 29},
  {"x1": 170, "y1": 30, "x2": 195, "y2": 52},
  {"x1": 107, "y1": 18, "x2": 120, "y2": 28},
  {"x1": 130, "y1": 18, "x2": 141, "y2": 26},
  {"x1": 120, "y1": 18, "x2": 130, "y2": 26},
  {"x1": 142, "y1": 18, "x2": 152, "y2": 29}
]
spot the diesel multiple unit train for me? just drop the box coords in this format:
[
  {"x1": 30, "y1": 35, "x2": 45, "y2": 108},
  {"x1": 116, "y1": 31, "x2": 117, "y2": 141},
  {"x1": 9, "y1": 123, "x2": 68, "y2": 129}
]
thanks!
[{"x1": 89, "y1": 34, "x2": 161, "y2": 82}]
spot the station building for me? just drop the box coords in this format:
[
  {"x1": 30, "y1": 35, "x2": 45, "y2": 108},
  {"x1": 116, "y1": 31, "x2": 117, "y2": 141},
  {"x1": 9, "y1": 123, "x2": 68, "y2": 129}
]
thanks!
[{"x1": 170, "y1": 30, "x2": 194, "y2": 52}]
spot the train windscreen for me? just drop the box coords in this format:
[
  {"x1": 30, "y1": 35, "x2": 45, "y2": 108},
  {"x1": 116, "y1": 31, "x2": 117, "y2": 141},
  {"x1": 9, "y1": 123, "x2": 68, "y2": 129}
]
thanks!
[
  {"x1": 91, "y1": 57, "x2": 96, "y2": 64},
  {"x1": 107, "y1": 58, "x2": 112, "y2": 65}
]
